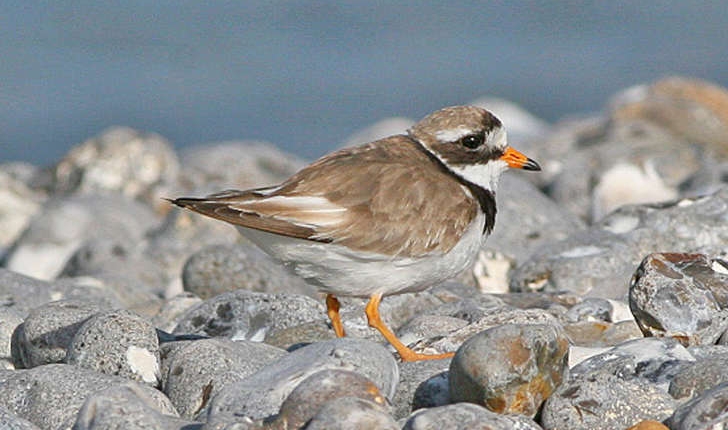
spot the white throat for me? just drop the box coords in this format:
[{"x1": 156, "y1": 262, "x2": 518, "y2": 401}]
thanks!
[{"x1": 448, "y1": 159, "x2": 509, "y2": 192}]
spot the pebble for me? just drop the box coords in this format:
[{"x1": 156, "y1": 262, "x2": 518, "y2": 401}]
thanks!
[
  {"x1": 172, "y1": 290, "x2": 325, "y2": 342},
  {"x1": 403, "y1": 402, "x2": 543, "y2": 430},
  {"x1": 12, "y1": 299, "x2": 108, "y2": 368},
  {"x1": 162, "y1": 338, "x2": 286, "y2": 419},
  {"x1": 392, "y1": 359, "x2": 451, "y2": 420},
  {"x1": 268, "y1": 369, "x2": 390, "y2": 429},
  {"x1": 182, "y1": 243, "x2": 317, "y2": 299},
  {"x1": 629, "y1": 252, "x2": 728, "y2": 345},
  {"x1": 204, "y1": 338, "x2": 398, "y2": 424},
  {"x1": 0, "y1": 363, "x2": 177, "y2": 430},
  {"x1": 0, "y1": 165, "x2": 43, "y2": 254},
  {"x1": 449, "y1": 323, "x2": 569, "y2": 417},
  {"x1": 666, "y1": 381, "x2": 728, "y2": 430},
  {"x1": 0, "y1": 405, "x2": 41, "y2": 430},
  {"x1": 74, "y1": 384, "x2": 201, "y2": 430},
  {"x1": 304, "y1": 397, "x2": 399, "y2": 430},
  {"x1": 0, "y1": 308, "x2": 23, "y2": 369},
  {"x1": 668, "y1": 351, "x2": 728, "y2": 399},
  {"x1": 66, "y1": 309, "x2": 161, "y2": 385}
]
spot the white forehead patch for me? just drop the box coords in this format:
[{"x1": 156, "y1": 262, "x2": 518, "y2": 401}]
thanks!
[{"x1": 492, "y1": 128, "x2": 508, "y2": 149}]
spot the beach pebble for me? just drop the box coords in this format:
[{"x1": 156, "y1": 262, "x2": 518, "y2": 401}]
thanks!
[
  {"x1": 0, "y1": 406, "x2": 41, "y2": 430},
  {"x1": 74, "y1": 384, "x2": 199, "y2": 430},
  {"x1": 162, "y1": 338, "x2": 286, "y2": 419},
  {"x1": 304, "y1": 397, "x2": 399, "y2": 430},
  {"x1": 0, "y1": 363, "x2": 176, "y2": 430},
  {"x1": 205, "y1": 338, "x2": 398, "y2": 424},
  {"x1": 12, "y1": 299, "x2": 107, "y2": 368},
  {"x1": 403, "y1": 402, "x2": 542, "y2": 430},
  {"x1": 182, "y1": 243, "x2": 317, "y2": 299},
  {"x1": 449, "y1": 323, "x2": 569, "y2": 417},
  {"x1": 66, "y1": 309, "x2": 161, "y2": 386},
  {"x1": 0, "y1": 166, "x2": 43, "y2": 254},
  {"x1": 0, "y1": 308, "x2": 23, "y2": 369},
  {"x1": 392, "y1": 359, "x2": 451, "y2": 420},
  {"x1": 268, "y1": 369, "x2": 390, "y2": 429},
  {"x1": 629, "y1": 252, "x2": 728, "y2": 345},
  {"x1": 666, "y1": 382, "x2": 728, "y2": 430},
  {"x1": 668, "y1": 350, "x2": 728, "y2": 399},
  {"x1": 541, "y1": 371, "x2": 677, "y2": 430},
  {"x1": 172, "y1": 290, "x2": 325, "y2": 342}
]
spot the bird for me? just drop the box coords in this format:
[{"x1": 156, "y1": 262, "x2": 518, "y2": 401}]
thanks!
[{"x1": 170, "y1": 106, "x2": 540, "y2": 361}]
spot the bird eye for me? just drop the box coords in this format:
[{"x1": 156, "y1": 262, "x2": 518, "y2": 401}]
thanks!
[{"x1": 460, "y1": 133, "x2": 484, "y2": 149}]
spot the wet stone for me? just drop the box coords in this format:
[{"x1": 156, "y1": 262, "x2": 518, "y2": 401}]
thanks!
[
  {"x1": 629, "y1": 252, "x2": 728, "y2": 346},
  {"x1": 541, "y1": 371, "x2": 677, "y2": 430},
  {"x1": 449, "y1": 323, "x2": 570, "y2": 417},
  {"x1": 267, "y1": 369, "x2": 389, "y2": 429},
  {"x1": 402, "y1": 402, "x2": 543, "y2": 430},
  {"x1": 162, "y1": 338, "x2": 286, "y2": 419},
  {"x1": 12, "y1": 299, "x2": 108, "y2": 368},
  {"x1": 66, "y1": 309, "x2": 161, "y2": 386},
  {"x1": 667, "y1": 382, "x2": 728, "y2": 430}
]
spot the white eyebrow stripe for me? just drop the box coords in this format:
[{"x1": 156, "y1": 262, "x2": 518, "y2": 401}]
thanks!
[{"x1": 434, "y1": 127, "x2": 474, "y2": 142}]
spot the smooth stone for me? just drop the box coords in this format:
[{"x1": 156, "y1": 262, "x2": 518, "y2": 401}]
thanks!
[
  {"x1": 563, "y1": 320, "x2": 643, "y2": 347},
  {"x1": 5, "y1": 194, "x2": 159, "y2": 281},
  {"x1": 182, "y1": 243, "x2": 317, "y2": 299},
  {"x1": 205, "y1": 338, "x2": 398, "y2": 424},
  {"x1": 564, "y1": 298, "x2": 613, "y2": 322},
  {"x1": 629, "y1": 252, "x2": 728, "y2": 346},
  {"x1": 668, "y1": 351, "x2": 728, "y2": 399},
  {"x1": 268, "y1": 369, "x2": 389, "y2": 429},
  {"x1": 402, "y1": 402, "x2": 543, "y2": 430},
  {"x1": 303, "y1": 397, "x2": 399, "y2": 430},
  {"x1": 667, "y1": 381, "x2": 728, "y2": 429},
  {"x1": 541, "y1": 371, "x2": 677, "y2": 430},
  {"x1": 449, "y1": 323, "x2": 569, "y2": 417},
  {"x1": 0, "y1": 406, "x2": 41, "y2": 430},
  {"x1": 153, "y1": 293, "x2": 204, "y2": 332},
  {"x1": 74, "y1": 384, "x2": 200, "y2": 430},
  {"x1": 392, "y1": 359, "x2": 451, "y2": 420},
  {"x1": 66, "y1": 309, "x2": 161, "y2": 386},
  {"x1": 262, "y1": 320, "x2": 336, "y2": 351},
  {"x1": 12, "y1": 299, "x2": 108, "y2": 368},
  {"x1": 570, "y1": 337, "x2": 694, "y2": 391},
  {"x1": 627, "y1": 421, "x2": 670, "y2": 430},
  {"x1": 0, "y1": 165, "x2": 43, "y2": 253},
  {"x1": 45, "y1": 126, "x2": 179, "y2": 208},
  {"x1": 162, "y1": 338, "x2": 286, "y2": 419},
  {"x1": 172, "y1": 290, "x2": 325, "y2": 342},
  {"x1": 511, "y1": 189, "x2": 728, "y2": 298},
  {"x1": 0, "y1": 308, "x2": 23, "y2": 369},
  {"x1": 0, "y1": 363, "x2": 176, "y2": 430},
  {"x1": 0, "y1": 269, "x2": 120, "y2": 318}
]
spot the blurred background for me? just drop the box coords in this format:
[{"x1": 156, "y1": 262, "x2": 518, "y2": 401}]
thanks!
[{"x1": 2, "y1": 1, "x2": 727, "y2": 166}]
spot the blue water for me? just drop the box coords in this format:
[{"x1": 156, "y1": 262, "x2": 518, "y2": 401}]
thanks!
[{"x1": 2, "y1": 1, "x2": 727, "y2": 166}]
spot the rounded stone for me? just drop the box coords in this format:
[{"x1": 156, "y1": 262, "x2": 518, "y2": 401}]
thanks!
[
  {"x1": 392, "y1": 359, "x2": 451, "y2": 420},
  {"x1": 66, "y1": 309, "x2": 161, "y2": 386},
  {"x1": 162, "y1": 338, "x2": 286, "y2": 419},
  {"x1": 449, "y1": 323, "x2": 569, "y2": 417},
  {"x1": 12, "y1": 299, "x2": 107, "y2": 368},
  {"x1": 304, "y1": 397, "x2": 399, "y2": 430},
  {"x1": 667, "y1": 381, "x2": 728, "y2": 429},
  {"x1": 403, "y1": 402, "x2": 542, "y2": 430}
]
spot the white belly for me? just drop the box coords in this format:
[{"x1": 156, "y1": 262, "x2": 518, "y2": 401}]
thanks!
[{"x1": 236, "y1": 213, "x2": 486, "y2": 298}]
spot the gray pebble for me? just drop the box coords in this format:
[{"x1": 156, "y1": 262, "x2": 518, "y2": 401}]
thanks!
[
  {"x1": 392, "y1": 357, "x2": 451, "y2": 420},
  {"x1": 541, "y1": 371, "x2": 677, "y2": 430},
  {"x1": 153, "y1": 292, "x2": 204, "y2": 332},
  {"x1": 12, "y1": 299, "x2": 107, "y2": 368},
  {"x1": 0, "y1": 363, "x2": 176, "y2": 430},
  {"x1": 304, "y1": 397, "x2": 399, "y2": 430},
  {"x1": 403, "y1": 402, "x2": 542, "y2": 430},
  {"x1": 172, "y1": 290, "x2": 325, "y2": 342},
  {"x1": 74, "y1": 384, "x2": 200, "y2": 430},
  {"x1": 667, "y1": 381, "x2": 728, "y2": 430},
  {"x1": 449, "y1": 323, "x2": 569, "y2": 417},
  {"x1": 0, "y1": 406, "x2": 41, "y2": 430},
  {"x1": 163, "y1": 338, "x2": 286, "y2": 419},
  {"x1": 205, "y1": 338, "x2": 398, "y2": 424},
  {"x1": 66, "y1": 309, "x2": 161, "y2": 386},
  {"x1": 668, "y1": 351, "x2": 728, "y2": 399},
  {"x1": 0, "y1": 307, "x2": 23, "y2": 369},
  {"x1": 269, "y1": 369, "x2": 390, "y2": 429},
  {"x1": 182, "y1": 243, "x2": 317, "y2": 299},
  {"x1": 629, "y1": 252, "x2": 728, "y2": 346}
]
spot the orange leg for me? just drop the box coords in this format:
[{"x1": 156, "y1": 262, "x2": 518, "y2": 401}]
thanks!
[
  {"x1": 365, "y1": 293, "x2": 454, "y2": 362},
  {"x1": 326, "y1": 294, "x2": 346, "y2": 337}
]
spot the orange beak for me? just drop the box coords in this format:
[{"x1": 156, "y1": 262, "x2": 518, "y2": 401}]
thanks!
[{"x1": 500, "y1": 147, "x2": 541, "y2": 171}]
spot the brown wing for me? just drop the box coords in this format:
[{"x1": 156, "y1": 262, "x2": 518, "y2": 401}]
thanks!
[{"x1": 171, "y1": 136, "x2": 478, "y2": 257}]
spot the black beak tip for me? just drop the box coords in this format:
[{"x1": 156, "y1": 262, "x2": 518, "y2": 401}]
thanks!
[{"x1": 523, "y1": 158, "x2": 541, "y2": 171}]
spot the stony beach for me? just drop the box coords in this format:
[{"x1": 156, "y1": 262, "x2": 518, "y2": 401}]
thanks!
[{"x1": 1, "y1": 76, "x2": 728, "y2": 429}]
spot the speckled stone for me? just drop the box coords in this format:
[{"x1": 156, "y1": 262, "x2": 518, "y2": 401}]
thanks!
[
  {"x1": 403, "y1": 402, "x2": 542, "y2": 430},
  {"x1": 66, "y1": 309, "x2": 161, "y2": 386},
  {"x1": 668, "y1": 351, "x2": 728, "y2": 399},
  {"x1": 267, "y1": 369, "x2": 390, "y2": 429},
  {"x1": 303, "y1": 397, "x2": 399, "y2": 430},
  {"x1": 392, "y1": 359, "x2": 451, "y2": 420},
  {"x1": 205, "y1": 338, "x2": 398, "y2": 424},
  {"x1": 629, "y1": 252, "x2": 728, "y2": 346},
  {"x1": 12, "y1": 299, "x2": 108, "y2": 368},
  {"x1": 449, "y1": 323, "x2": 569, "y2": 417},
  {"x1": 162, "y1": 338, "x2": 286, "y2": 419},
  {"x1": 74, "y1": 384, "x2": 199, "y2": 430},
  {"x1": 667, "y1": 381, "x2": 728, "y2": 429},
  {"x1": 172, "y1": 290, "x2": 325, "y2": 342},
  {"x1": 0, "y1": 307, "x2": 23, "y2": 369},
  {"x1": 541, "y1": 371, "x2": 677, "y2": 430},
  {"x1": 0, "y1": 405, "x2": 41, "y2": 430},
  {"x1": 0, "y1": 364, "x2": 177, "y2": 430}
]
